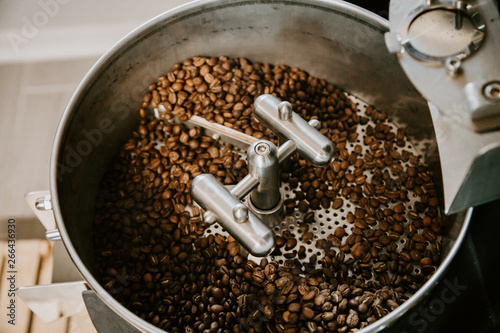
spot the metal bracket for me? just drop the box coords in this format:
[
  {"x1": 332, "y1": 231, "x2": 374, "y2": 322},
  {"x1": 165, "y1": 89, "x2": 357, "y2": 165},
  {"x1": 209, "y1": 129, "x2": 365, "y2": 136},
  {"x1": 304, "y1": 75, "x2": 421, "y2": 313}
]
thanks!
[
  {"x1": 24, "y1": 191, "x2": 58, "y2": 233},
  {"x1": 82, "y1": 290, "x2": 142, "y2": 333},
  {"x1": 17, "y1": 281, "x2": 88, "y2": 323}
]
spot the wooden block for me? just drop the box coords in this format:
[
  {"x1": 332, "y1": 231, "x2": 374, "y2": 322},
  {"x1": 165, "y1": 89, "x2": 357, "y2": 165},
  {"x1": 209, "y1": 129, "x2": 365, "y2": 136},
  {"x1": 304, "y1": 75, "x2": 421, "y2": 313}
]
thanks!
[
  {"x1": 0, "y1": 240, "x2": 44, "y2": 333},
  {"x1": 29, "y1": 241, "x2": 69, "y2": 333},
  {"x1": 0, "y1": 239, "x2": 96, "y2": 333},
  {"x1": 0, "y1": 240, "x2": 6, "y2": 278},
  {"x1": 30, "y1": 317, "x2": 69, "y2": 333}
]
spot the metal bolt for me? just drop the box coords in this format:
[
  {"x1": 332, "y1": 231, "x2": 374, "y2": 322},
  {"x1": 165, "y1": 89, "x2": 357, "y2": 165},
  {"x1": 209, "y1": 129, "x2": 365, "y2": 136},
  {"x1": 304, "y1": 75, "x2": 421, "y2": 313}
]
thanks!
[
  {"x1": 232, "y1": 203, "x2": 249, "y2": 223},
  {"x1": 385, "y1": 32, "x2": 403, "y2": 54},
  {"x1": 203, "y1": 211, "x2": 218, "y2": 224},
  {"x1": 278, "y1": 101, "x2": 293, "y2": 121},
  {"x1": 308, "y1": 119, "x2": 321, "y2": 130},
  {"x1": 45, "y1": 229, "x2": 61, "y2": 241},
  {"x1": 483, "y1": 81, "x2": 500, "y2": 100},
  {"x1": 254, "y1": 142, "x2": 271, "y2": 155},
  {"x1": 455, "y1": 1, "x2": 465, "y2": 30},
  {"x1": 35, "y1": 195, "x2": 52, "y2": 211},
  {"x1": 444, "y1": 57, "x2": 462, "y2": 78}
]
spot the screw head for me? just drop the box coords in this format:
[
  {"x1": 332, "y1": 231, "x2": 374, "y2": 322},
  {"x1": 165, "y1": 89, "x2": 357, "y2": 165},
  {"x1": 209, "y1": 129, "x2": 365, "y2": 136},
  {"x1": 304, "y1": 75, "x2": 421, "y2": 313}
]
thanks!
[
  {"x1": 278, "y1": 101, "x2": 293, "y2": 121},
  {"x1": 254, "y1": 142, "x2": 271, "y2": 156},
  {"x1": 444, "y1": 57, "x2": 462, "y2": 78},
  {"x1": 308, "y1": 118, "x2": 321, "y2": 130},
  {"x1": 35, "y1": 196, "x2": 52, "y2": 211},
  {"x1": 233, "y1": 203, "x2": 249, "y2": 223},
  {"x1": 483, "y1": 81, "x2": 500, "y2": 100},
  {"x1": 203, "y1": 211, "x2": 217, "y2": 224}
]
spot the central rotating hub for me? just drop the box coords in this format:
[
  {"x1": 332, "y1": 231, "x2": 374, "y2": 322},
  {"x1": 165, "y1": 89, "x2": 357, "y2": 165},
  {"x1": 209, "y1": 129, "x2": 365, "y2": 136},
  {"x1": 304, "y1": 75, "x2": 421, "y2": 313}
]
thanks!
[
  {"x1": 190, "y1": 94, "x2": 335, "y2": 257},
  {"x1": 255, "y1": 142, "x2": 271, "y2": 155},
  {"x1": 247, "y1": 140, "x2": 280, "y2": 219}
]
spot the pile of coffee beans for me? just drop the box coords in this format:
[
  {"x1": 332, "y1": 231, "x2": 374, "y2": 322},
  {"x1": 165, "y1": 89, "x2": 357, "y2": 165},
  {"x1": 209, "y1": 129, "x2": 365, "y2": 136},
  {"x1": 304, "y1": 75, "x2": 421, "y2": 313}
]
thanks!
[{"x1": 93, "y1": 56, "x2": 442, "y2": 332}]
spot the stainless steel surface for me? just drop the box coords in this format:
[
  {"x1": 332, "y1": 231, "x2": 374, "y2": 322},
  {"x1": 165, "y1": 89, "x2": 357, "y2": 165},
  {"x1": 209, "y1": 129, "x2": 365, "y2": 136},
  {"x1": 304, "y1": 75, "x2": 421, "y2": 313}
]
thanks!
[
  {"x1": 202, "y1": 210, "x2": 217, "y2": 224},
  {"x1": 45, "y1": 229, "x2": 62, "y2": 241},
  {"x1": 232, "y1": 203, "x2": 249, "y2": 223},
  {"x1": 51, "y1": 241, "x2": 85, "y2": 283},
  {"x1": 248, "y1": 140, "x2": 280, "y2": 210},
  {"x1": 49, "y1": 1, "x2": 471, "y2": 332},
  {"x1": 24, "y1": 191, "x2": 57, "y2": 231},
  {"x1": 230, "y1": 172, "x2": 259, "y2": 200},
  {"x1": 277, "y1": 140, "x2": 297, "y2": 164},
  {"x1": 247, "y1": 195, "x2": 285, "y2": 229},
  {"x1": 230, "y1": 140, "x2": 296, "y2": 200},
  {"x1": 444, "y1": 57, "x2": 462, "y2": 78},
  {"x1": 82, "y1": 290, "x2": 142, "y2": 333},
  {"x1": 387, "y1": 0, "x2": 500, "y2": 213},
  {"x1": 24, "y1": 190, "x2": 83, "y2": 282},
  {"x1": 190, "y1": 173, "x2": 275, "y2": 257},
  {"x1": 403, "y1": 5, "x2": 485, "y2": 62},
  {"x1": 203, "y1": 95, "x2": 473, "y2": 331},
  {"x1": 157, "y1": 105, "x2": 257, "y2": 149},
  {"x1": 35, "y1": 195, "x2": 53, "y2": 211},
  {"x1": 483, "y1": 81, "x2": 500, "y2": 100},
  {"x1": 278, "y1": 101, "x2": 293, "y2": 121},
  {"x1": 191, "y1": 95, "x2": 333, "y2": 232},
  {"x1": 254, "y1": 94, "x2": 335, "y2": 166},
  {"x1": 207, "y1": 94, "x2": 449, "y2": 276},
  {"x1": 17, "y1": 281, "x2": 88, "y2": 323}
]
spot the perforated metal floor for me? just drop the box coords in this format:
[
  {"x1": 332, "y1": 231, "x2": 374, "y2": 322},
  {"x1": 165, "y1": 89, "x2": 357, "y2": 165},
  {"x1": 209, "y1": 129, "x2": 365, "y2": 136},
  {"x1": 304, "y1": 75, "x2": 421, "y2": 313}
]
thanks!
[{"x1": 198, "y1": 95, "x2": 441, "y2": 280}]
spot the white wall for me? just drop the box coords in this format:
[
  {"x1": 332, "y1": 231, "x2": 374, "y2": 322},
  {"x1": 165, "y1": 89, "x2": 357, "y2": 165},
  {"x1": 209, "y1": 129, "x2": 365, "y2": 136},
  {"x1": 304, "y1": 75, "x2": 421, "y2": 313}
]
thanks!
[
  {"x1": 0, "y1": 0, "x2": 192, "y2": 226},
  {"x1": 0, "y1": 0, "x2": 191, "y2": 63}
]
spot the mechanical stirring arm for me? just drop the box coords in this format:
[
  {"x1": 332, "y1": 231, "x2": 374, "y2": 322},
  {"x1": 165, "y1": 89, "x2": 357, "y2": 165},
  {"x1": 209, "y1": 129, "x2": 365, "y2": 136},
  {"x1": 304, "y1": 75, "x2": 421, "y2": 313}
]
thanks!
[{"x1": 190, "y1": 95, "x2": 335, "y2": 257}]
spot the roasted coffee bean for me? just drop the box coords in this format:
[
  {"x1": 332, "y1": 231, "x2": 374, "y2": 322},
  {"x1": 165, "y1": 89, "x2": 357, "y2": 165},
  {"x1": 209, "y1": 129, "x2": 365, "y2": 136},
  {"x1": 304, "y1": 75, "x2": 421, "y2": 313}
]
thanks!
[
  {"x1": 347, "y1": 309, "x2": 359, "y2": 327},
  {"x1": 302, "y1": 307, "x2": 314, "y2": 319},
  {"x1": 253, "y1": 270, "x2": 265, "y2": 283},
  {"x1": 303, "y1": 290, "x2": 316, "y2": 301},
  {"x1": 285, "y1": 238, "x2": 297, "y2": 250},
  {"x1": 334, "y1": 227, "x2": 345, "y2": 239},
  {"x1": 298, "y1": 200, "x2": 309, "y2": 212},
  {"x1": 288, "y1": 303, "x2": 301, "y2": 313},
  {"x1": 94, "y1": 55, "x2": 442, "y2": 332},
  {"x1": 304, "y1": 211, "x2": 315, "y2": 223},
  {"x1": 264, "y1": 283, "x2": 276, "y2": 295},
  {"x1": 332, "y1": 198, "x2": 344, "y2": 209}
]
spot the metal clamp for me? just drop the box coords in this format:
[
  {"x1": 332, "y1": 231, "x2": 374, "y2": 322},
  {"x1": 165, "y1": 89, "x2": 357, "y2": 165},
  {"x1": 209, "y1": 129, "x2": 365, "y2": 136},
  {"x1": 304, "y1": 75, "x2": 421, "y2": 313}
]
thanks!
[{"x1": 190, "y1": 94, "x2": 335, "y2": 257}]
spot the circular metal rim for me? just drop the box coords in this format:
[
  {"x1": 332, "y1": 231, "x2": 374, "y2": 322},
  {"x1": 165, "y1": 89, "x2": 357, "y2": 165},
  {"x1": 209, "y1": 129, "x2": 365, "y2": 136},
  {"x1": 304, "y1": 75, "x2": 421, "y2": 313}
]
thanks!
[
  {"x1": 399, "y1": 2, "x2": 486, "y2": 64},
  {"x1": 49, "y1": 0, "x2": 473, "y2": 332}
]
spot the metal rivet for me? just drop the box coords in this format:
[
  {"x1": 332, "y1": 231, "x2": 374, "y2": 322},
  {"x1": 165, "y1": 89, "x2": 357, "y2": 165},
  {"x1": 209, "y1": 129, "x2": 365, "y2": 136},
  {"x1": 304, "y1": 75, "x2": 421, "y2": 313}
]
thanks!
[
  {"x1": 45, "y1": 229, "x2": 61, "y2": 241},
  {"x1": 483, "y1": 81, "x2": 500, "y2": 100},
  {"x1": 35, "y1": 196, "x2": 52, "y2": 211},
  {"x1": 278, "y1": 101, "x2": 293, "y2": 121},
  {"x1": 233, "y1": 204, "x2": 249, "y2": 223},
  {"x1": 444, "y1": 57, "x2": 462, "y2": 78},
  {"x1": 308, "y1": 119, "x2": 321, "y2": 130},
  {"x1": 203, "y1": 211, "x2": 217, "y2": 224}
]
